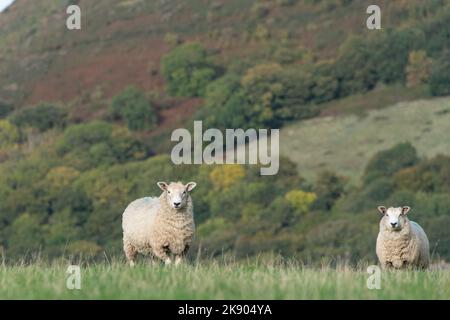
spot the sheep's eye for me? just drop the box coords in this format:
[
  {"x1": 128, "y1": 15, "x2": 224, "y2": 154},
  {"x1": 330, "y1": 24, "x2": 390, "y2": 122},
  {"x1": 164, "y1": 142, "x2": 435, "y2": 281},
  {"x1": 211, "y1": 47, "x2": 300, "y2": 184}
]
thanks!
[
  {"x1": 168, "y1": 191, "x2": 171, "y2": 194},
  {"x1": 183, "y1": 191, "x2": 186, "y2": 195}
]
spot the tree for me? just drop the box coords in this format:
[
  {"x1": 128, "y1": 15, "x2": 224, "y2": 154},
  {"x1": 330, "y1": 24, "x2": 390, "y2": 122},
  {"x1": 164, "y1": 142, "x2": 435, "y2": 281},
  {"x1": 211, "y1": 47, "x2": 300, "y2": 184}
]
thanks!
[
  {"x1": 0, "y1": 100, "x2": 13, "y2": 118},
  {"x1": 285, "y1": 190, "x2": 317, "y2": 214},
  {"x1": 161, "y1": 43, "x2": 219, "y2": 97},
  {"x1": 313, "y1": 171, "x2": 347, "y2": 210},
  {"x1": 406, "y1": 50, "x2": 432, "y2": 88},
  {"x1": 429, "y1": 52, "x2": 450, "y2": 96},
  {"x1": 56, "y1": 121, "x2": 145, "y2": 169},
  {"x1": 10, "y1": 103, "x2": 67, "y2": 132},
  {"x1": 110, "y1": 86, "x2": 157, "y2": 131},
  {"x1": 364, "y1": 142, "x2": 419, "y2": 183},
  {"x1": 0, "y1": 120, "x2": 19, "y2": 148}
]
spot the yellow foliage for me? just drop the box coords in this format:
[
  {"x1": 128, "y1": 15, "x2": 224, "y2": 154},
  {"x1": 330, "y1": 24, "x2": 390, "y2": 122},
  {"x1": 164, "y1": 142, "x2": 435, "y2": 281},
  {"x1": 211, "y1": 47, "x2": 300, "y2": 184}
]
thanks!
[
  {"x1": 406, "y1": 50, "x2": 432, "y2": 88},
  {"x1": 285, "y1": 190, "x2": 317, "y2": 214},
  {"x1": 209, "y1": 164, "x2": 246, "y2": 189},
  {"x1": 241, "y1": 63, "x2": 282, "y2": 88},
  {"x1": 0, "y1": 120, "x2": 19, "y2": 148}
]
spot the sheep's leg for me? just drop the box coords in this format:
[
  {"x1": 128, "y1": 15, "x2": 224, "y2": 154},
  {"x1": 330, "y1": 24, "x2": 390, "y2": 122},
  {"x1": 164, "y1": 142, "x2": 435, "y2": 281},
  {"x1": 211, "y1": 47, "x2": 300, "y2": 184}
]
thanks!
[
  {"x1": 175, "y1": 245, "x2": 190, "y2": 266},
  {"x1": 124, "y1": 240, "x2": 138, "y2": 267},
  {"x1": 153, "y1": 246, "x2": 172, "y2": 266}
]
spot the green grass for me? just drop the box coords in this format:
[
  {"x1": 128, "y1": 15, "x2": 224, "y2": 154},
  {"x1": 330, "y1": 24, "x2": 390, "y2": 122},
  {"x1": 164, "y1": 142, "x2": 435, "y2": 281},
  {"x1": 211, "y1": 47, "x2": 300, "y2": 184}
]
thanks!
[
  {"x1": 0, "y1": 260, "x2": 449, "y2": 299},
  {"x1": 280, "y1": 96, "x2": 450, "y2": 182}
]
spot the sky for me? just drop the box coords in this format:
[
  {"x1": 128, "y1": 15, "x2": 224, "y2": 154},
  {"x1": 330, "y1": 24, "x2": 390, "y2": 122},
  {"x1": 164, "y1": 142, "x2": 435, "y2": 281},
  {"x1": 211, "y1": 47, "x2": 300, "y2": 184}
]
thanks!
[{"x1": 0, "y1": 0, "x2": 15, "y2": 12}]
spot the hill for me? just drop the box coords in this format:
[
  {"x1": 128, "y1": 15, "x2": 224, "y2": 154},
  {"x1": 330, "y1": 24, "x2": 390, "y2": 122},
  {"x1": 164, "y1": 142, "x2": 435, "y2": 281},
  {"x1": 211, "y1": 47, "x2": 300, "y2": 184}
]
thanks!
[
  {"x1": 280, "y1": 97, "x2": 450, "y2": 182},
  {"x1": 0, "y1": 0, "x2": 449, "y2": 263}
]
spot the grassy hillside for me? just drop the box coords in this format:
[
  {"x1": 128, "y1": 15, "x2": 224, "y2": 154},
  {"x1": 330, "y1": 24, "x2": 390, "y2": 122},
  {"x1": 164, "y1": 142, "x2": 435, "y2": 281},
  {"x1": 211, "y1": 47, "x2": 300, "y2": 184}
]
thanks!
[
  {"x1": 281, "y1": 97, "x2": 450, "y2": 182},
  {"x1": 1, "y1": 260, "x2": 449, "y2": 299}
]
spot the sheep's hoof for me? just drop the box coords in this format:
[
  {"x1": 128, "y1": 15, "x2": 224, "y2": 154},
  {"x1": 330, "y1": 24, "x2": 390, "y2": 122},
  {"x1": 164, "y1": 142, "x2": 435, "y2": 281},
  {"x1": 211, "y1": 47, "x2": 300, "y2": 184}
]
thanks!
[
  {"x1": 164, "y1": 258, "x2": 172, "y2": 266},
  {"x1": 175, "y1": 256, "x2": 182, "y2": 266}
]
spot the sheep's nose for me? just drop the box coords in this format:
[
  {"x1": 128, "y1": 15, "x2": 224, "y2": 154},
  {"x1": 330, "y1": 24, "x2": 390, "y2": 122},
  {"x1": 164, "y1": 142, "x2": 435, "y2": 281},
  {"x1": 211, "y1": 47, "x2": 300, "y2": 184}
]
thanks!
[
  {"x1": 174, "y1": 202, "x2": 181, "y2": 207},
  {"x1": 391, "y1": 222, "x2": 397, "y2": 227}
]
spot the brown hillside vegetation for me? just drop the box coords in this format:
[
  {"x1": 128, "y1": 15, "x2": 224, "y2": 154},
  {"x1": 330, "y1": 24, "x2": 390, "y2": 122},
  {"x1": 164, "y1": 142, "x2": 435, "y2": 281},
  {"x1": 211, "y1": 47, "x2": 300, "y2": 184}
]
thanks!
[{"x1": 0, "y1": 0, "x2": 440, "y2": 108}]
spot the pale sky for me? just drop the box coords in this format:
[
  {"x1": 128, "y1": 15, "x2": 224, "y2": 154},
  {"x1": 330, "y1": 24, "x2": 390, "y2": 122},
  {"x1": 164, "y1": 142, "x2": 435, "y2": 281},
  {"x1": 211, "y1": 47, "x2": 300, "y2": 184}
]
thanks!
[{"x1": 0, "y1": 0, "x2": 15, "y2": 12}]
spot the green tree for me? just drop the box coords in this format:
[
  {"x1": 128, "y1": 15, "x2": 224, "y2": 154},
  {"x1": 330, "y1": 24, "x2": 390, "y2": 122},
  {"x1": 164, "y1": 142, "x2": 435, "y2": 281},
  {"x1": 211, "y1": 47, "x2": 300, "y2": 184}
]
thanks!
[
  {"x1": 429, "y1": 52, "x2": 450, "y2": 96},
  {"x1": 0, "y1": 100, "x2": 13, "y2": 118},
  {"x1": 364, "y1": 142, "x2": 419, "y2": 183},
  {"x1": 161, "y1": 43, "x2": 219, "y2": 97},
  {"x1": 56, "y1": 121, "x2": 145, "y2": 169},
  {"x1": 110, "y1": 86, "x2": 157, "y2": 131},
  {"x1": 10, "y1": 103, "x2": 67, "y2": 132},
  {"x1": 7, "y1": 213, "x2": 43, "y2": 256}
]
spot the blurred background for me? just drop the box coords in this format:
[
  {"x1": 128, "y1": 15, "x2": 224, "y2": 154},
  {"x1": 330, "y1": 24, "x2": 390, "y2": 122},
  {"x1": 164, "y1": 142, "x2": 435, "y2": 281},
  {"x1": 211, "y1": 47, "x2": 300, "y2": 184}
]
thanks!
[{"x1": 0, "y1": 0, "x2": 449, "y2": 264}]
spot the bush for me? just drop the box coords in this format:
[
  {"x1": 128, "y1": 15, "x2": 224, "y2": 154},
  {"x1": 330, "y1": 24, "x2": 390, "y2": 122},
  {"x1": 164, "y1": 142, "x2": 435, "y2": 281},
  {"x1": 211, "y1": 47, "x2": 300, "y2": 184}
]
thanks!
[
  {"x1": 364, "y1": 142, "x2": 419, "y2": 183},
  {"x1": 0, "y1": 100, "x2": 13, "y2": 118},
  {"x1": 335, "y1": 36, "x2": 378, "y2": 96},
  {"x1": 10, "y1": 104, "x2": 67, "y2": 132},
  {"x1": 429, "y1": 52, "x2": 450, "y2": 96},
  {"x1": 56, "y1": 122, "x2": 145, "y2": 169},
  {"x1": 406, "y1": 50, "x2": 432, "y2": 88},
  {"x1": 161, "y1": 43, "x2": 219, "y2": 97},
  {"x1": 394, "y1": 155, "x2": 450, "y2": 193},
  {"x1": 0, "y1": 120, "x2": 19, "y2": 148},
  {"x1": 313, "y1": 171, "x2": 347, "y2": 210},
  {"x1": 369, "y1": 29, "x2": 425, "y2": 84},
  {"x1": 110, "y1": 86, "x2": 157, "y2": 131},
  {"x1": 6, "y1": 213, "x2": 43, "y2": 256},
  {"x1": 285, "y1": 190, "x2": 317, "y2": 214}
]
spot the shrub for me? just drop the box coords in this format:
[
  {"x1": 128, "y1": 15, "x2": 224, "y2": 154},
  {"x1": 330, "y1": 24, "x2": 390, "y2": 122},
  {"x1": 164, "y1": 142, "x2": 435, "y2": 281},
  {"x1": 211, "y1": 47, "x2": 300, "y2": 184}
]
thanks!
[
  {"x1": 369, "y1": 29, "x2": 425, "y2": 84},
  {"x1": 335, "y1": 36, "x2": 378, "y2": 96},
  {"x1": 0, "y1": 100, "x2": 13, "y2": 118},
  {"x1": 10, "y1": 104, "x2": 67, "y2": 132},
  {"x1": 7, "y1": 213, "x2": 43, "y2": 256},
  {"x1": 406, "y1": 50, "x2": 432, "y2": 88},
  {"x1": 364, "y1": 142, "x2": 419, "y2": 183},
  {"x1": 110, "y1": 86, "x2": 157, "y2": 131},
  {"x1": 285, "y1": 190, "x2": 317, "y2": 214},
  {"x1": 429, "y1": 52, "x2": 450, "y2": 96},
  {"x1": 0, "y1": 120, "x2": 19, "y2": 148},
  {"x1": 56, "y1": 122, "x2": 145, "y2": 169},
  {"x1": 209, "y1": 165, "x2": 246, "y2": 190},
  {"x1": 394, "y1": 155, "x2": 450, "y2": 193},
  {"x1": 161, "y1": 43, "x2": 219, "y2": 97},
  {"x1": 313, "y1": 171, "x2": 347, "y2": 210}
]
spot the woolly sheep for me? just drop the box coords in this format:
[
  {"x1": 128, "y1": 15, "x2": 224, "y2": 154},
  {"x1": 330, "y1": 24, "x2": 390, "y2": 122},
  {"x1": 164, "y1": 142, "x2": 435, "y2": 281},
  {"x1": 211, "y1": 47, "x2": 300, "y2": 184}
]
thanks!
[
  {"x1": 122, "y1": 181, "x2": 197, "y2": 266},
  {"x1": 376, "y1": 206, "x2": 430, "y2": 270}
]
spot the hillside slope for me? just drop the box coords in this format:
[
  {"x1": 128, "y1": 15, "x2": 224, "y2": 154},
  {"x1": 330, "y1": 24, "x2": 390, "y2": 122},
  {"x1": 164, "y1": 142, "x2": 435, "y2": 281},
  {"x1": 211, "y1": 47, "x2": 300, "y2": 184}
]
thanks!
[
  {"x1": 280, "y1": 97, "x2": 450, "y2": 182},
  {"x1": 0, "y1": 0, "x2": 442, "y2": 107}
]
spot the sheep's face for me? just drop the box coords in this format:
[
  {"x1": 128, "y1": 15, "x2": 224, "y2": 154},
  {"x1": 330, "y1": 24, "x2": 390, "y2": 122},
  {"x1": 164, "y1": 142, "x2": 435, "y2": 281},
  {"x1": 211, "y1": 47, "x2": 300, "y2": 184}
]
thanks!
[
  {"x1": 157, "y1": 181, "x2": 197, "y2": 210},
  {"x1": 378, "y1": 206, "x2": 410, "y2": 231}
]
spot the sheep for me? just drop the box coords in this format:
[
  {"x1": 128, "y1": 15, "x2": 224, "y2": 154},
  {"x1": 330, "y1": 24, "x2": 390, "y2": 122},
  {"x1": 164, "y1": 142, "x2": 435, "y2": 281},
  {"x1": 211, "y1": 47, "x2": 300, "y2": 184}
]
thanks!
[
  {"x1": 122, "y1": 181, "x2": 197, "y2": 266},
  {"x1": 376, "y1": 206, "x2": 430, "y2": 270}
]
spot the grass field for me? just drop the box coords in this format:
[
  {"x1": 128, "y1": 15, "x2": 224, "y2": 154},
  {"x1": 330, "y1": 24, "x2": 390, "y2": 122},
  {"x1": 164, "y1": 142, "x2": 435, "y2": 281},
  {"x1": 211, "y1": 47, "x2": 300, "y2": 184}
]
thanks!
[
  {"x1": 280, "y1": 97, "x2": 450, "y2": 182},
  {"x1": 0, "y1": 259, "x2": 449, "y2": 299}
]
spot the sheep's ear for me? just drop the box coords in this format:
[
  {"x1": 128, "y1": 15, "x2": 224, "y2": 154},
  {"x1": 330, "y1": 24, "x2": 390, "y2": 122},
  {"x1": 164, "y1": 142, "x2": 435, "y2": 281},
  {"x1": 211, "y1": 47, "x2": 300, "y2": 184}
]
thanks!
[
  {"x1": 377, "y1": 206, "x2": 387, "y2": 215},
  {"x1": 157, "y1": 182, "x2": 168, "y2": 191},
  {"x1": 186, "y1": 182, "x2": 197, "y2": 192},
  {"x1": 402, "y1": 206, "x2": 411, "y2": 215}
]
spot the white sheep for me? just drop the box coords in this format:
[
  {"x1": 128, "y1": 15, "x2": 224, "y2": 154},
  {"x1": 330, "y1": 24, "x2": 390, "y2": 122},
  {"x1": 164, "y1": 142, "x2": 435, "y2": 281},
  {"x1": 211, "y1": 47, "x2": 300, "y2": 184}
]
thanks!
[
  {"x1": 122, "y1": 181, "x2": 197, "y2": 266},
  {"x1": 376, "y1": 206, "x2": 430, "y2": 270}
]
